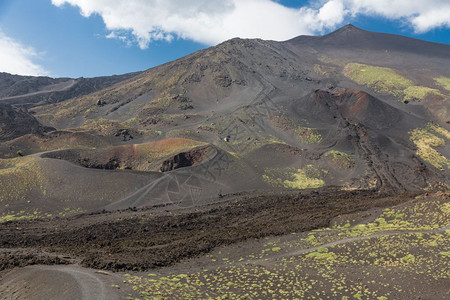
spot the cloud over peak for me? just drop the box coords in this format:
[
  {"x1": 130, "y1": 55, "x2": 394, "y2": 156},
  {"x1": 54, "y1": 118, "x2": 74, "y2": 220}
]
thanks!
[
  {"x1": 51, "y1": 0, "x2": 337, "y2": 48},
  {"x1": 52, "y1": 0, "x2": 450, "y2": 49}
]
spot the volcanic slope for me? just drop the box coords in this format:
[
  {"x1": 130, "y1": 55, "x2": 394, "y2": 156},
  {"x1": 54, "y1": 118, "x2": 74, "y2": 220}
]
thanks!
[
  {"x1": 0, "y1": 72, "x2": 138, "y2": 106},
  {"x1": 0, "y1": 24, "x2": 449, "y2": 219},
  {"x1": 0, "y1": 103, "x2": 54, "y2": 142},
  {"x1": 0, "y1": 25, "x2": 449, "y2": 300}
]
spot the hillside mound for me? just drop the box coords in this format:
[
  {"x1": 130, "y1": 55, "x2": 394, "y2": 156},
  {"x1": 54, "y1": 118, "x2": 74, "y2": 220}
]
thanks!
[
  {"x1": 0, "y1": 72, "x2": 137, "y2": 106},
  {"x1": 0, "y1": 104, "x2": 53, "y2": 142},
  {"x1": 42, "y1": 138, "x2": 213, "y2": 172},
  {"x1": 286, "y1": 24, "x2": 450, "y2": 58},
  {"x1": 312, "y1": 89, "x2": 402, "y2": 129}
]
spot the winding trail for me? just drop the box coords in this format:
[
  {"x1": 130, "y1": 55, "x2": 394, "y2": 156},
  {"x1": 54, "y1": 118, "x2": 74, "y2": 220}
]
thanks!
[
  {"x1": 252, "y1": 225, "x2": 450, "y2": 265},
  {"x1": 0, "y1": 265, "x2": 124, "y2": 300},
  {"x1": 0, "y1": 79, "x2": 77, "y2": 101}
]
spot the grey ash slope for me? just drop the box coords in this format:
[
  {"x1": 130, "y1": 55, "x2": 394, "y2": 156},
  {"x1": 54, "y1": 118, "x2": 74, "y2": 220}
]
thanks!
[
  {"x1": 287, "y1": 24, "x2": 450, "y2": 58},
  {"x1": 0, "y1": 71, "x2": 138, "y2": 147},
  {"x1": 31, "y1": 24, "x2": 448, "y2": 127},
  {"x1": 0, "y1": 71, "x2": 138, "y2": 106},
  {"x1": 0, "y1": 103, "x2": 54, "y2": 142}
]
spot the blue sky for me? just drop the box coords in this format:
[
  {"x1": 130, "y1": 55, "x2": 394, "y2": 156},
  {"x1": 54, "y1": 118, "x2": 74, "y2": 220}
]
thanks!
[{"x1": 0, "y1": 0, "x2": 449, "y2": 78}]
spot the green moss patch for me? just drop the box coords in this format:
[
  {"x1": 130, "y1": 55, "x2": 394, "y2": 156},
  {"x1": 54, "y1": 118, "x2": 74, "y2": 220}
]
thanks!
[
  {"x1": 427, "y1": 122, "x2": 450, "y2": 139},
  {"x1": 324, "y1": 150, "x2": 355, "y2": 169},
  {"x1": 297, "y1": 127, "x2": 322, "y2": 145},
  {"x1": 0, "y1": 209, "x2": 53, "y2": 223},
  {"x1": 0, "y1": 157, "x2": 48, "y2": 202},
  {"x1": 409, "y1": 123, "x2": 450, "y2": 170},
  {"x1": 435, "y1": 77, "x2": 450, "y2": 91},
  {"x1": 262, "y1": 165, "x2": 327, "y2": 189},
  {"x1": 343, "y1": 63, "x2": 443, "y2": 102},
  {"x1": 403, "y1": 86, "x2": 442, "y2": 102}
]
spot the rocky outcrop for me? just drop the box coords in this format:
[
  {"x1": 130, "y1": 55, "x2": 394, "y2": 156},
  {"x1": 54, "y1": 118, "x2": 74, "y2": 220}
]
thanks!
[
  {"x1": 160, "y1": 146, "x2": 215, "y2": 172},
  {"x1": 0, "y1": 104, "x2": 54, "y2": 142}
]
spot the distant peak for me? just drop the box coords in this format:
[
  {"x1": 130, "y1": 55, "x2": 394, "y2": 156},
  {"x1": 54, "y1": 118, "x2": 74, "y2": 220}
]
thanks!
[
  {"x1": 322, "y1": 24, "x2": 367, "y2": 39},
  {"x1": 336, "y1": 24, "x2": 363, "y2": 32},
  {"x1": 344, "y1": 24, "x2": 357, "y2": 29}
]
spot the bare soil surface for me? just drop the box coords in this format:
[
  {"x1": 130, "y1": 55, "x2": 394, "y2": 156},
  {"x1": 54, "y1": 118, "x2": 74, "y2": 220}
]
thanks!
[
  {"x1": 0, "y1": 265, "x2": 128, "y2": 300},
  {"x1": 117, "y1": 192, "x2": 449, "y2": 299},
  {"x1": 0, "y1": 189, "x2": 416, "y2": 272},
  {"x1": 0, "y1": 190, "x2": 447, "y2": 300}
]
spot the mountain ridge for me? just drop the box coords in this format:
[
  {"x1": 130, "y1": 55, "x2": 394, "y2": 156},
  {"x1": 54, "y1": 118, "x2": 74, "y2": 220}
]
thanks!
[
  {"x1": 287, "y1": 24, "x2": 450, "y2": 53},
  {"x1": 0, "y1": 24, "x2": 448, "y2": 217}
]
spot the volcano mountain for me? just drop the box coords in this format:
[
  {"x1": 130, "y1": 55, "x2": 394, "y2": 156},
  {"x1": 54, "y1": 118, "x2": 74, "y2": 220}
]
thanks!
[{"x1": 0, "y1": 24, "x2": 449, "y2": 299}]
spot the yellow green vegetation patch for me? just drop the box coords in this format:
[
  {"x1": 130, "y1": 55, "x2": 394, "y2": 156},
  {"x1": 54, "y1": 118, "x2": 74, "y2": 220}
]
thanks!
[
  {"x1": 262, "y1": 165, "x2": 327, "y2": 189},
  {"x1": 315, "y1": 196, "x2": 450, "y2": 239},
  {"x1": 0, "y1": 156, "x2": 33, "y2": 169},
  {"x1": 343, "y1": 63, "x2": 411, "y2": 96},
  {"x1": 435, "y1": 76, "x2": 450, "y2": 92},
  {"x1": 306, "y1": 247, "x2": 337, "y2": 262},
  {"x1": 343, "y1": 63, "x2": 443, "y2": 102},
  {"x1": 324, "y1": 150, "x2": 355, "y2": 169},
  {"x1": 403, "y1": 86, "x2": 443, "y2": 102},
  {"x1": 0, "y1": 209, "x2": 53, "y2": 223},
  {"x1": 409, "y1": 123, "x2": 450, "y2": 170},
  {"x1": 58, "y1": 207, "x2": 84, "y2": 217},
  {"x1": 268, "y1": 114, "x2": 322, "y2": 145},
  {"x1": 297, "y1": 127, "x2": 322, "y2": 144},
  {"x1": 427, "y1": 122, "x2": 450, "y2": 139},
  {"x1": 0, "y1": 157, "x2": 47, "y2": 202},
  {"x1": 1, "y1": 207, "x2": 83, "y2": 222}
]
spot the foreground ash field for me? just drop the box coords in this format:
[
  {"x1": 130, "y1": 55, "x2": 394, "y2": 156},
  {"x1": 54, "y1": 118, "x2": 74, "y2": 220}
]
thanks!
[{"x1": 0, "y1": 25, "x2": 449, "y2": 299}]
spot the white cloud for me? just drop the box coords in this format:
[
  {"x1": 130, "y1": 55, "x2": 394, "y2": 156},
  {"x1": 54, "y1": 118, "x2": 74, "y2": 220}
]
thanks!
[
  {"x1": 51, "y1": 0, "x2": 319, "y2": 48},
  {"x1": 299, "y1": 0, "x2": 347, "y2": 32},
  {"x1": 0, "y1": 30, "x2": 48, "y2": 76},
  {"x1": 344, "y1": 0, "x2": 450, "y2": 33},
  {"x1": 52, "y1": 0, "x2": 450, "y2": 49}
]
